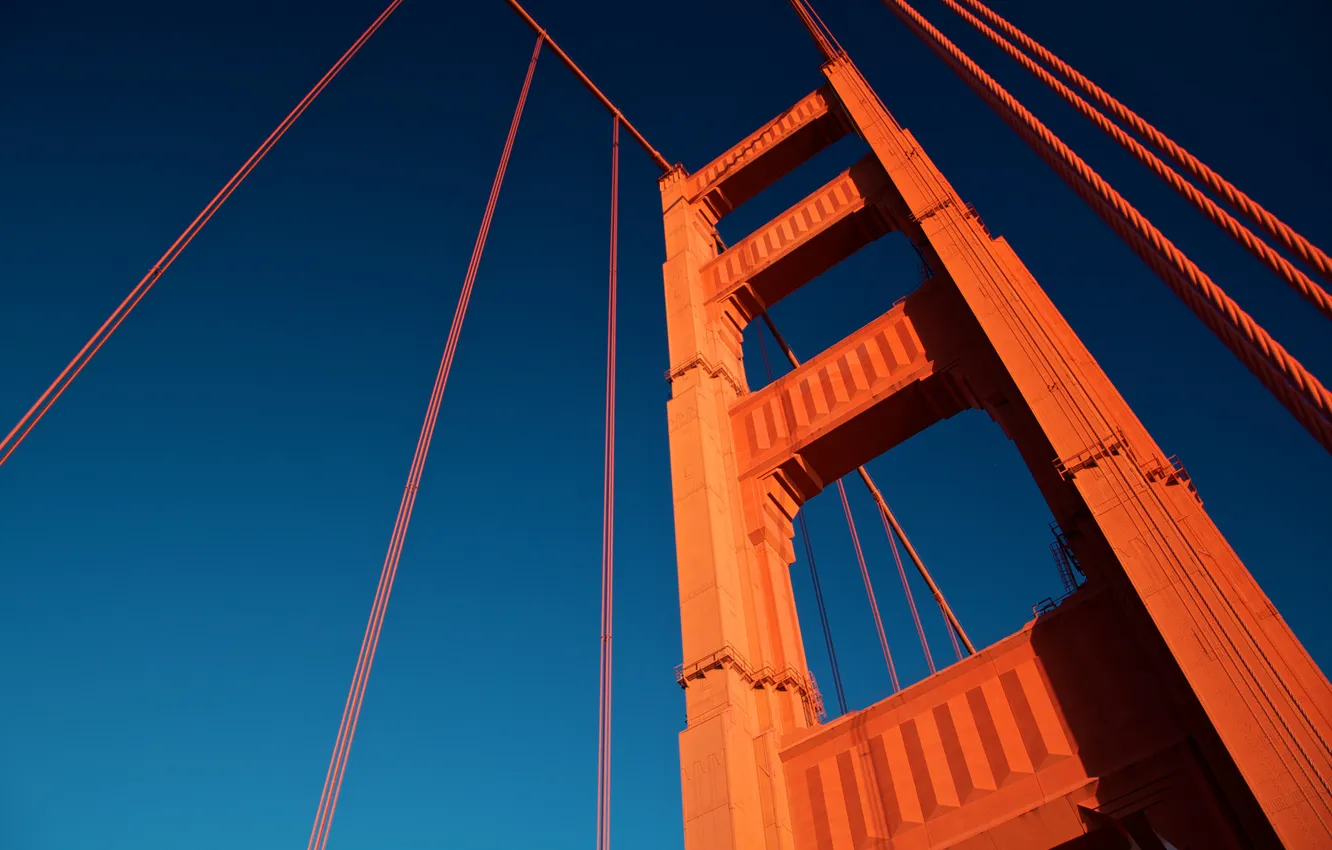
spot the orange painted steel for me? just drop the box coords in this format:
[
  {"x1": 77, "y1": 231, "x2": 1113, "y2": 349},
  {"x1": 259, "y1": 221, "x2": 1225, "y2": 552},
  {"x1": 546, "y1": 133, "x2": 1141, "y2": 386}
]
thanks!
[
  {"x1": 758, "y1": 310, "x2": 975, "y2": 655},
  {"x1": 936, "y1": 0, "x2": 1332, "y2": 322},
  {"x1": 304, "y1": 34, "x2": 543, "y2": 850},
  {"x1": 8, "y1": 1, "x2": 1329, "y2": 845},
  {"x1": 758, "y1": 326, "x2": 849, "y2": 716},
  {"x1": 503, "y1": 0, "x2": 671, "y2": 173},
  {"x1": 818, "y1": 48, "x2": 1332, "y2": 842},
  {"x1": 784, "y1": 590, "x2": 1267, "y2": 847},
  {"x1": 876, "y1": 0, "x2": 1332, "y2": 455},
  {"x1": 595, "y1": 115, "x2": 619, "y2": 850},
  {"x1": 948, "y1": 0, "x2": 1332, "y2": 292},
  {"x1": 663, "y1": 138, "x2": 822, "y2": 850},
  {"x1": 661, "y1": 15, "x2": 1332, "y2": 843},
  {"x1": 0, "y1": 0, "x2": 405, "y2": 471}
]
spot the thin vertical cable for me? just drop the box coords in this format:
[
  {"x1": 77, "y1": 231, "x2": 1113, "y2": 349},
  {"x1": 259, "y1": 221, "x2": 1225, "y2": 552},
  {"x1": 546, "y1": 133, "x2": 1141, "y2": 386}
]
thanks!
[
  {"x1": 595, "y1": 115, "x2": 619, "y2": 850},
  {"x1": 304, "y1": 34, "x2": 543, "y2": 850},
  {"x1": 757, "y1": 328, "x2": 847, "y2": 715},
  {"x1": 838, "y1": 481, "x2": 899, "y2": 692},
  {"x1": 878, "y1": 508, "x2": 935, "y2": 673},
  {"x1": 803, "y1": 0, "x2": 847, "y2": 57},
  {"x1": 798, "y1": 514, "x2": 847, "y2": 715},
  {"x1": 852, "y1": 465, "x2": 974, "y2": 654},
  {"x1": 0, "y1": 0, "x2": 406, "y2": 471},
  {"x1": 786, "y1": 0, "x2": 841, "y2": 60},
  {"x1": 941, "y1": 578, "x2": 963, "y2": 660},
  {"x1": 502, "y1": 0, "x2": 671, "y2": 173},
  {"x1": 758, "y1": 309, "x2": 974, "y2": 655}
]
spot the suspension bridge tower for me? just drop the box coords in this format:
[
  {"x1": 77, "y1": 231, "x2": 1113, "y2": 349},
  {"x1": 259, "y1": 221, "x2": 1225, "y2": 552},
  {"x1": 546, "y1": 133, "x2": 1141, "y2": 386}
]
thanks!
[
  {"x1": 660, "y1": 45, "x2": 1332, "y2": 850},
  {"x1": 7, "y1": 1, "x2": 1331, "y2": 847}
]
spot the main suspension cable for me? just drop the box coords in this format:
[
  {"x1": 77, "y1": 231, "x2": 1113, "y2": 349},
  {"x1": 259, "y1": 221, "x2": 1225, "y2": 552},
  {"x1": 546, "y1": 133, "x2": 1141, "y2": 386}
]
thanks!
[
  {"x1": 875, "y1": 0, "x2": 1332, "y2": 455},
  {"x1": 843, "y1": 8, "x2": 1332, "y2": 797},
  {"x1": 758, "y1": 311, "x2": 975, "y2": 654},
  {"x1": 503, "y1": 0, "x2": 670, "y2": 172},
  {"x1": 839, "y1": 481, "x2": 900, "y2": 692},
  {"x1": 0, "y1": 0, "x2": 406, "y2": 471},
  {"x1": 934, "y1": 0, "x2": 1332, "y2": 321},
  {"x1": 595, "y1": 115, "x2": 619, "y2": 850},
  {"x1": 945, "y1": 0, "x2": 1332, "y2": 291},
  {"x1": 757, "y1": 327, "x2": 848, "y2": 715},
  {"x1": 304, "y1": 34, "x2": 543, "y2": 850}
]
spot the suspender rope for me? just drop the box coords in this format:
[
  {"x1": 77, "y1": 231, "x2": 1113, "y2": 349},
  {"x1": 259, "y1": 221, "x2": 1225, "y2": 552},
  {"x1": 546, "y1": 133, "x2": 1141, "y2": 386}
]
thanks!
[
  {"x1": 503, "y1": 0, "x2": 670, "y2": 173},
  {"x1": 880, "y1": 507, "x2": 938, "y2": 672},
  {"x1": 595, "y1": 115, "x2": 619, "y2": 850},
  {"x1": 838, "y1": 480, "x2": 901, "y2": 691},
  {"x1": 0, "y1": 0, "x2": 406, "y2": 471},
  {"x1": 304, "y1": 34, "x2": 543, "y2": 850},
  {"x1": 758, "y1": 311, "x2": 975, "y2": 655},
  {"x1": 757, "y1": 328, "x2": 849, "y2": 715}
]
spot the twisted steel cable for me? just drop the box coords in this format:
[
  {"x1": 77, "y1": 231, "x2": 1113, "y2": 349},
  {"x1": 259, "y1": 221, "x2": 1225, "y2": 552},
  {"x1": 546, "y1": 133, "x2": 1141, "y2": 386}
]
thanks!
[
  {"x1": 949, "y1": 0, "x2": 1332, "y2": 289},
  {"x1": 875, "y1": 0, "x2": 1332, "y2": 453},
  {"x1": 935, "y1": 0, "x2": 1332, "y2": 321}
]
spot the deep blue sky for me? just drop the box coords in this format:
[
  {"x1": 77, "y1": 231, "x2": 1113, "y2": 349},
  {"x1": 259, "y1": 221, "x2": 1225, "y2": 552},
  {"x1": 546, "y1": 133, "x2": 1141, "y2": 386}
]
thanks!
[{"x1": 2, "y1": 0, "x2": 1329, "y2": 847}]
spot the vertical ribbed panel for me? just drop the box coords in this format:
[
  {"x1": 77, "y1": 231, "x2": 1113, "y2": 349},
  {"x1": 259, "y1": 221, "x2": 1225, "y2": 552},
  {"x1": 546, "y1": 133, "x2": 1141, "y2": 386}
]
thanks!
[{"x1": 786, "y1": 656, "x2": 1077, "y2": 846}]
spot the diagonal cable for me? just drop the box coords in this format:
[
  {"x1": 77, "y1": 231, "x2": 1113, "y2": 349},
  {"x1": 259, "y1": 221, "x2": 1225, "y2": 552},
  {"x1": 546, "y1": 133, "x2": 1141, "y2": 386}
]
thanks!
[
  {"x1": 304, "y1": 34, "x2": 543, "y2": 850},
  {"x1": 0, "y1": 0, "x2": 406, "y2": 470}
]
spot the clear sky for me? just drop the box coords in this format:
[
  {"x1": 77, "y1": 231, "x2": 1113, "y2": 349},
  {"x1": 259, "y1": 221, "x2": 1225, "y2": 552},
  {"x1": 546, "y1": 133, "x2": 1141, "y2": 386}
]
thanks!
[{"x1": 2, "y1": 0, "x2": 1329, "y2": 848}]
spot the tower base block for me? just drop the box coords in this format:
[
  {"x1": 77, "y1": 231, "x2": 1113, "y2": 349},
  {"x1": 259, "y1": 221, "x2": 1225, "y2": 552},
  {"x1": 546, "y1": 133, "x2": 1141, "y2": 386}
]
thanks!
[{"x1": 781, "y1": 589, "x2": 1252, "y2": 849}]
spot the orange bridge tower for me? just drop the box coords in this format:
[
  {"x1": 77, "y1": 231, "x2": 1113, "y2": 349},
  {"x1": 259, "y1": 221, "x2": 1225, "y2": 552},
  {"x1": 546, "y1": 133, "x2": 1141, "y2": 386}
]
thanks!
[{"x1": 659, "y1": 51, "x2": 1332, "y2": 850}]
